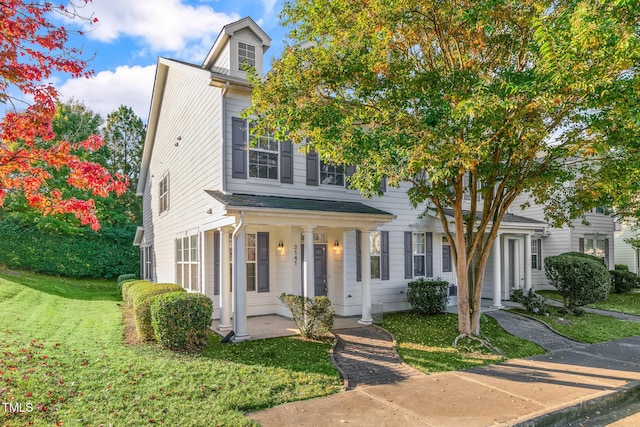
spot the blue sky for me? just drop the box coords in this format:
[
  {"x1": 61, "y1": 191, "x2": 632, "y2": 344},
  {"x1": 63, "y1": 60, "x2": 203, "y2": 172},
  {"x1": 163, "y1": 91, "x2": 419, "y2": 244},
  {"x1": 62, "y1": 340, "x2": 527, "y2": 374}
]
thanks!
[{"x1": 52, "y1": 0, "x2": 289, "y2": 121}]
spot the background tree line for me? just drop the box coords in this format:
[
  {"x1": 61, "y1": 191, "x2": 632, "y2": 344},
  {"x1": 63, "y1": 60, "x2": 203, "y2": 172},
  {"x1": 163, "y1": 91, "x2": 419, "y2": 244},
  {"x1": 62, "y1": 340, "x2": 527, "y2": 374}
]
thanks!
[{"x1": 0, "y1": 100, "x2": 144, "y2": 278}]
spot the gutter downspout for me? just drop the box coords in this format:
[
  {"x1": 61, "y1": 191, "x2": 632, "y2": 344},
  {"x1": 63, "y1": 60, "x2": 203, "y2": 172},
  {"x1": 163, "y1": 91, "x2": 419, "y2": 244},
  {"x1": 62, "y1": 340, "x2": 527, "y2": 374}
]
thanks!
[
  {"x1": 231, "y1": 211, "x2": 250, "y2": 341},
  {"x1": 221, "y1": 81, "x2": 230, "y2": 194}
]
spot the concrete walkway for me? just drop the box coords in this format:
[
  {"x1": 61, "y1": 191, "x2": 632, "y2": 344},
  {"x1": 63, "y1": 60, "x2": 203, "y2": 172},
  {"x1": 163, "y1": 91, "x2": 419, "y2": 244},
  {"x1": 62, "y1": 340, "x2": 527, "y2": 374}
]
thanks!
[{"x1": 248, "y1": 310, "x2": 640, "y2": 426}]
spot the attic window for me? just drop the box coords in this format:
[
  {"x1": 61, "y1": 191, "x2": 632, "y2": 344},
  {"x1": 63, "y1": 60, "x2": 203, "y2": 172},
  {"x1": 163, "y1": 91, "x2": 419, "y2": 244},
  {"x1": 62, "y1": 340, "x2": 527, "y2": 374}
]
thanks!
[{"x1": 238, "y1": 42, "x2": 256, "y2": 70}]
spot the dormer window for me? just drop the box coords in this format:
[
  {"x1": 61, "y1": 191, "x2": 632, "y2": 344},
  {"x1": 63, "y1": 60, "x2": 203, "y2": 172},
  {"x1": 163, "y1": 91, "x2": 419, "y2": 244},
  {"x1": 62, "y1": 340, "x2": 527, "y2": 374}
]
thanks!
[{"x1": 238, "y1": 42, "x2": 256, "y2": 70}]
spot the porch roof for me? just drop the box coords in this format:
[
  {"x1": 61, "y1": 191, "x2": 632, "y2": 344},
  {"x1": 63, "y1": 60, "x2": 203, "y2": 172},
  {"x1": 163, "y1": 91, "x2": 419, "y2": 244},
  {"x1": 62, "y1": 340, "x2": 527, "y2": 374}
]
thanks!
[
  {"x1": 206, "y1": 191, "x2": 393, "y2": 216},
  {"x1": 442, "y1": 208, "x2": 546, "y2": 226}
]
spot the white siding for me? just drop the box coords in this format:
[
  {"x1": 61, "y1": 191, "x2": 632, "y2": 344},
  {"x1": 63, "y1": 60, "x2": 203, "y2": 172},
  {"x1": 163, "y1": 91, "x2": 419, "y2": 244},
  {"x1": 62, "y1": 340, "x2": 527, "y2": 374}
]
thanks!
[
  {"x1": 615, "y1": 222, "x2": 639, "y2": 273},
  {"x1": 143, "y1": 65, "x2": 223, "y2": 285}
]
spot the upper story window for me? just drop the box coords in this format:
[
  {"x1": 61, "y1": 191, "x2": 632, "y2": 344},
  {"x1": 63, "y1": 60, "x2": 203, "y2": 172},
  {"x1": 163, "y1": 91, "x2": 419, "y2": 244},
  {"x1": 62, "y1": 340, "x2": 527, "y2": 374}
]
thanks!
[
  {"x1": 249, "y1": 125, "x2": 278, "y2": 180},
  {"x1": 238, "y1": 42, "x2": 256, "y2": 71},
  {"x1": 159, "y1": 172, "x2": 170, "y2": 214},
  {"x1": 320, "y1": 160, "x2": 345, "y2": 186}
]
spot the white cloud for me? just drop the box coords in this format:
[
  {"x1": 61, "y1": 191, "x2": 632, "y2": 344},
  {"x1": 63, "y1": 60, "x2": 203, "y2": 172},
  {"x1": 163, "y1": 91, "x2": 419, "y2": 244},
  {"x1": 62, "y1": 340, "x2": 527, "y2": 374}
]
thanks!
[
  {"x1": 57, "y1": 65, "x2": 157, "y2": 120},
  {"x1": 77, "y1": 0, "x2": 240, "y2": 56}
]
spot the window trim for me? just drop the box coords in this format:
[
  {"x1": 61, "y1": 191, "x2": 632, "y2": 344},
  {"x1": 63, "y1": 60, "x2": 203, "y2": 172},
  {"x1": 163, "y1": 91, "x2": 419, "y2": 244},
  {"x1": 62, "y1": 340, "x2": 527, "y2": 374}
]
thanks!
[
  {"x1": 246, "y1": 233, "x2": 257, "y2": 292},
  {"x1": 320, "y1": 160, "x2": 346, "y2": 187},
  {"x1": 158, "y1": 171, "x2": 170, "y2": 214},
  {"x1": 370, "y1": 231, "x2": 381, "y2": 280},
  {"x1": 238, "y1": 41, "x2": 256, "y2": 71},
  {"x1": 248, "y1": 123, "x2": 279, "y2": 181},
  {"x1": 413, "y1": 232, "x2": 426, "y2": 277},
  {"x1": 176, "y1": 234, "x2": 199, "y2": 292}
]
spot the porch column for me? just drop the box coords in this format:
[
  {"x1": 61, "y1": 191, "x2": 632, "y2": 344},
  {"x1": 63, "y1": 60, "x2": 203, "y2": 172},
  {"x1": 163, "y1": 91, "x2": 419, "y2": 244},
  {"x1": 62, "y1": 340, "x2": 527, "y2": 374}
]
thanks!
[
  {"x1": 303, "y1": 226, "x2": 315, "y2": 298},
  {"x1": 359, "y1": 228, "x2": 373, "y2": 324},
  {"x1": 232, "y1": 226, "x2": 251, "y2": 342},
  {"x1": 491, "y1": 233, "x2": 504, "y2": 308},
  {"x1": 218, "y1": 228, "x2": 232, "y2": 331},
  {"x1": 524, "y1": 233, "x2": 532, "y2": 291}
]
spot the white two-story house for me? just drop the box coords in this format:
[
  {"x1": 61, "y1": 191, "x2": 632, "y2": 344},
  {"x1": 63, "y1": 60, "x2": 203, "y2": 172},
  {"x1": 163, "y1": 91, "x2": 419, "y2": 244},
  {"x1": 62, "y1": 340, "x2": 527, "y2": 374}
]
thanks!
[{"x1": 134, "y1": 17, "x2": 603, "y2": 341}]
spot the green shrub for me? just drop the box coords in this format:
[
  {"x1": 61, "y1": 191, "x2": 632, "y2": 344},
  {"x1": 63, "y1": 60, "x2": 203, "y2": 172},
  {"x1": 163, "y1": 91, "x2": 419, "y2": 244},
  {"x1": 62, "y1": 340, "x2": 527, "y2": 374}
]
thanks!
[
  {"x1": 117, "y1": 273, "x2": 138, "y2": 293},
  {"x1": 122, "y1": 280, "x2": 147, "y2": 306},
  {"x1": 406, "y1": 279, "x2": 449, "y2": 315},
  {"x1": 544, "y1": 253, "x2": 611, "y2": 312},
  {"x1": 151, "y1": 292, "x2": 213, "y2": 351},
  {"x1": 615, "y1": 264, "x2": 630, "y2": 271},
  {"x1": 279, "y1": 294, "x2": 335, "y2": 339},
  {"x1": 0, "y1": 218, "x2": 138, "y2": 278},
  {"x1": 131, "y1": 283, "x2": 185, "y2": 341},
  {"x1": 609, "y1": 269, "x2": 637, "y2": 294},
  {"x1": 510, "y1": 288, "x2": 549, "y2": 315}
]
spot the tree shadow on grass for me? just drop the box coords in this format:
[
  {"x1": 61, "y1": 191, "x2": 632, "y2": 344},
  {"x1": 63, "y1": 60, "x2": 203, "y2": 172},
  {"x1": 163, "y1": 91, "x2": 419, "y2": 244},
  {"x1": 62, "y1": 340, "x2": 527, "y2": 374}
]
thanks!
[{"x1": 0, "y1": 269, "x2": 121, "y2": 301}]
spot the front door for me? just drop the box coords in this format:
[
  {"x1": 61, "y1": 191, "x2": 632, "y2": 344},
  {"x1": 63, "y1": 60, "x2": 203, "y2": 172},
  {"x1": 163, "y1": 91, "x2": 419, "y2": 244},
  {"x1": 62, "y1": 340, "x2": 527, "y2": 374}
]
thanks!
[{"x1": 301, "y1": 244, "x2": 328, "y2": 296}]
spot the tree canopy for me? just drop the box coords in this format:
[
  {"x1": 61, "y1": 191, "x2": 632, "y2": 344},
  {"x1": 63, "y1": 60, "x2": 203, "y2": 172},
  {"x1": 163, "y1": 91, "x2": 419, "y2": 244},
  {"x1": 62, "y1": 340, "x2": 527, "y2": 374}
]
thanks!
[
  {"x1": 247, "y1": 0, "x2": 640, "y2": 335},
  {"x1": 0, "y1": 0, "x2": 127, "y2": 230}
]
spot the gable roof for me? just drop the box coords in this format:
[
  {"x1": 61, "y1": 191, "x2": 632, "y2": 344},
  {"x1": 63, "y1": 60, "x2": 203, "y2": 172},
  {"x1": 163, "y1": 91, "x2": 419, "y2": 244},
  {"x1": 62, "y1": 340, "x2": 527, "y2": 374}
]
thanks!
[{"x1": 202, "y1": 16, "x2": 271, "y2": 70}]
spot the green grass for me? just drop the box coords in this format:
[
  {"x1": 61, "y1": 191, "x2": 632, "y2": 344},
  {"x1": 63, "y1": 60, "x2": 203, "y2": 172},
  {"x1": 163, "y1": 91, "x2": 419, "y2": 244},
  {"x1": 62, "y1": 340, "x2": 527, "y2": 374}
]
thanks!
[
  {"x1": 513, "y1": 307, "x2": 640, "y2": 344},
  {"x1": 380, "y1": 312, "x2": 545, "y2": 374},
  {"x1": 538, "y1": 289, "x2": 640, "y2": 316},
  {"x1": 0, "y1": 270, "x2": 341, "y2": 426}
]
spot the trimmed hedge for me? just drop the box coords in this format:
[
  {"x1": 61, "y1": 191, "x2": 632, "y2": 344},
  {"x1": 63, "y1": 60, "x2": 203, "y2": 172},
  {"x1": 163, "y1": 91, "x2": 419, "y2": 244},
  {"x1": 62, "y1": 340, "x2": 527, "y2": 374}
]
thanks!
[
  {"x1": 510, "y1": 288, "x2": 549, "y2": 315},
  {"x1": 0, "y1": 218, "x2": 138, "y2": 278},
  {"x1": 279, "y1": 294, "x2": 335, "y2": 339},
  {"x1": 544, "y1": 253, "x2": 611, "y2": 311},
  {"x1": 609, "y1": 269, "x2": 638, "y2": 294},
  {"x1": 406, "y1": 279, "x2": 449, "y2": 315},
  {"x1": 117, "y1": 273, "x2": 138, "y2": 294},
  {"x1": 151, "y1": 292, "x2": 213, "y2": 351},
  {"x1": 131, "y1": 283, "x2": 185, "y2": 341}
]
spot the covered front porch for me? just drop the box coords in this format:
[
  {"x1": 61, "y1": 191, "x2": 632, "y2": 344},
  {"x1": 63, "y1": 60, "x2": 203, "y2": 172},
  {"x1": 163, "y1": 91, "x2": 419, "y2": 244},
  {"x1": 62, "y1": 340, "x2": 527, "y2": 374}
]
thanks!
[{"x1": 203, "y1": 191, "x2": 395, "y2": 342}]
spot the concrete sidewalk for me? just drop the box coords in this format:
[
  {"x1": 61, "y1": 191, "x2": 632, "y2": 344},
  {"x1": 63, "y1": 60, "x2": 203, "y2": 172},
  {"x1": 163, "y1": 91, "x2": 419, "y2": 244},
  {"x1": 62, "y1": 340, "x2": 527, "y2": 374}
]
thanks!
[{"x1": 248, "y1": 336, "x2": 640, "y2": 426}]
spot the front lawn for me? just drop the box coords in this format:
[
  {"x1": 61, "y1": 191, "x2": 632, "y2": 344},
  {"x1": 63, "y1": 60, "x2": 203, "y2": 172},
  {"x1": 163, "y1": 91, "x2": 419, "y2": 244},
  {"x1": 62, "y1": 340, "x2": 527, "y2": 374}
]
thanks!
[
  {"x1": 513, "y1": 307, "x2": 640, "y2": 343},
  {"x1": 538, "y1": 289, "x2": 640, "y2": 316},
  {"x1": 0, "y1": 271, "x2": 341, "y2": 426},
  {"x1": 380, "y1": 312, "x2": 545, "y2": 374}
]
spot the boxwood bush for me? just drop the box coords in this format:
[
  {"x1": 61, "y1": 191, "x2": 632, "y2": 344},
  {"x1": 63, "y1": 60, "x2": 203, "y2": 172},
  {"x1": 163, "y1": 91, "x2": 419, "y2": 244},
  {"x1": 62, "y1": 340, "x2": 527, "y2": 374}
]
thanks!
[
  {"x1": 609, "y1": 269, "x2": 638, "y2": 294},
  {"x1": 406, "y1": 279, "x2": 449, "y2": 315},
  {"x1": 510, "y1": 288, "x2": 549, "y2": 315},
  {"x1": 544, "y1": 253, "x2": 611, "y2": 312},
  {"x1": 279, "y1": 294, "x2": 335, "y2": 339},
  {"x1": 151, "y1": 292, "x2": 213, "y2": 351},
  {"x1": 131, "y1": 283, "x2": 185, "y2": 341}
]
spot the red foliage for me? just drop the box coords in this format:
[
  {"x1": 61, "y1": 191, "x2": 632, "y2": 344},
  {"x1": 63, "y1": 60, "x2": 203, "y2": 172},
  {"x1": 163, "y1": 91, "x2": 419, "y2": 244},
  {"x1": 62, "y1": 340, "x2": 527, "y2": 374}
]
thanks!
[{"x1": 0, "y1": 0, "x2": 128, "y2": 230}]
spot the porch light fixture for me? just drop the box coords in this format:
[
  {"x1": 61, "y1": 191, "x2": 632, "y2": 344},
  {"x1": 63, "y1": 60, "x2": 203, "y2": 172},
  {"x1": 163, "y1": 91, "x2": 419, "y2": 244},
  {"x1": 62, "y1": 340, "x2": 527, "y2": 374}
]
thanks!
[
  {"x1": 333, "y1": 240, "x2": 340, "y2": 251},
  {"x1": 277, "y1": 240, "x2": 284, "y2": 250}
]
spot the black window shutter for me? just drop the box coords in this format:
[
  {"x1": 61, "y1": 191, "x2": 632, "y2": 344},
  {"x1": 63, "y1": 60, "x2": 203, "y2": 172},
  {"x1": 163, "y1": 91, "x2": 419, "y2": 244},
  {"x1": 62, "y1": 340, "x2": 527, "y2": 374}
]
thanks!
[
  {"x1": 404, "y1": 231, "x2": 413, "y2": 279},
  {"x1": 356, "y1": 230, "x2": 362, "y2": 282},
  {"x1": 381, "y1": 231, "x2": 390, "y2": 280},
  {"x1": 579, "y1": 237, "x2": 585, "y2": 253},
  {"x1": 214, "y1": 231, "x2": 220, "y2": 295},
  {"x1": 604, "y1": 238, "x2": 610, "y2": 268},
  {"x1": 232, "y1": 117, "x2": 247, "y2": 179},
  {"x1": 257, "y1": 232, "x2": 270, "y2": 293},
  {"x1": 346, "y1": 165, "x2": 357, "y2": 189},
  {"x1": 306, "y1": 150, "x2": 319, "y2": 186},
  {"x1": 139, "y1": 248, "x2": 144, "y2": 279},
  {"x1": 280, "y1": 140, "x2": 294, "y2": 184},
  {"x1": 379, "y1": 177, "x2": 387, "y2": 193},
  {"x1": 426, "y1": 232, "x2": 433, "y2": 277},
  {"x1": 537, "y1": 239, "x2": 542, "y2": 271}
]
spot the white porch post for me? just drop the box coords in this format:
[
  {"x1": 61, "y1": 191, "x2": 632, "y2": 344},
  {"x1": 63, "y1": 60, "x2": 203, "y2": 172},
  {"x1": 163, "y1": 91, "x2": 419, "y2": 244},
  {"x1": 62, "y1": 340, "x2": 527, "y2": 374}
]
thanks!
[
  {"x1": 232, "y1": 226, "x2": 250, "y2": 342},
  {"x1": 524, "y1": 234, "x2": 532, "y2": 291},
  {"x1": 359, "y1": 229, "x2": 373, "y2": 325},
  {"x1": 218, "y1": 228, "x2": 232, "y2": 331},
  {"x1": 491, "y1": 233, "x2": 504, "y2": 308},
  {"x1": 303, "y1": 227, "x2": 315, "y2": 298}
]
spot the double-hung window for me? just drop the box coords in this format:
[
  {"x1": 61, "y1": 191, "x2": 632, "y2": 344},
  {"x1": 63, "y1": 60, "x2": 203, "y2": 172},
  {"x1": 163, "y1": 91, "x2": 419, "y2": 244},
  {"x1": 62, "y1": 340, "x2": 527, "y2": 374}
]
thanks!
[
  {"x1": 246, "y1": 233, "x2": 257, "y2": 292},
  {"x1": 238, "y1": 42, "x2": 256, "y2": 70},
  {"x1": 159, "y1": 172, "x2": 169, "y2": 213},
  {"x1": 320, "y1": 160, "x2": 345, "y2": 186},
  {"x1": 531, "y1": 239, "x2": 539, "y2": 269},
  {"x1": 176, "y1": 235, "x2": 199, "y2": 291},
  {"x1": 249, "y1": 125, "x2": 278, "y2": 180},
  {"x1": 413, "y1": 232, "x2": 426, "y2": 277},
  {"x1": 584, "y1": 237, "x2": 606, "y2": 260}
]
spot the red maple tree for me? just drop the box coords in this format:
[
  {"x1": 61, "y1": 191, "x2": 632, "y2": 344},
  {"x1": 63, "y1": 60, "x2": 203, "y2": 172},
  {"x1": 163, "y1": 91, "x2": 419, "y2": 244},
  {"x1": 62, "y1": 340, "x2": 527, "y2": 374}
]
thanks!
[{"x1": 0, "y1": 0, "x2": 127, "y2": 230}]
